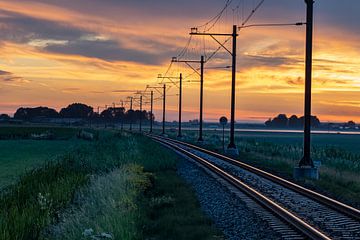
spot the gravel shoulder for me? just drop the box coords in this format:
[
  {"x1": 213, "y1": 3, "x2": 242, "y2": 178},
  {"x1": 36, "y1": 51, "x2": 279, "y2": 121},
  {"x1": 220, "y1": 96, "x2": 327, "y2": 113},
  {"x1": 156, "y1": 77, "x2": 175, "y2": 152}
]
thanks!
[{"x1": 177, "y1": 156, "x2": 283, "y2": 240}]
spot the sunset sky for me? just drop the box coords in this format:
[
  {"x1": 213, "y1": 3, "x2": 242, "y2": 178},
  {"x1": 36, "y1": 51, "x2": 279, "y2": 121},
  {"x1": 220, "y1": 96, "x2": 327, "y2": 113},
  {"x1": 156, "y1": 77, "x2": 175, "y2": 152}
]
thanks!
[{"x1": 0, "y1": 0, "x2": 359, "y2": 123}]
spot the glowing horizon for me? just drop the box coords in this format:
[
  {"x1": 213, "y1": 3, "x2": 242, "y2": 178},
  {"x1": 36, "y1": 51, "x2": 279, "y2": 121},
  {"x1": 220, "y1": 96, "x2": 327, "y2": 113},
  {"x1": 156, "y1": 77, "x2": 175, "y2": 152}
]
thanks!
[{"x1": 0, "y1": 0, "x2": 359, "y2": 123}]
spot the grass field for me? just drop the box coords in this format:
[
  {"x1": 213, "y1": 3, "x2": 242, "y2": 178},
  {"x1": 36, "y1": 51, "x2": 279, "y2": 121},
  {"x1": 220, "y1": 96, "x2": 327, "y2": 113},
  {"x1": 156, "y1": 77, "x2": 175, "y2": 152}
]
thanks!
[
  {"x1": 160, "y1": 128, "x2": 360, "y2": 207},
  {"x1": 0, "y1": 126, "x2": 78, "y2": 140},
  {"x1": 154, "y1": 127, "x2": 360, "y2": 154},
  {"x1": 0, "y1": 126, "x2": 221, "y2": 240},
  {"x1": 0, "y1": 140, "x2": 82, "y2": 189}
]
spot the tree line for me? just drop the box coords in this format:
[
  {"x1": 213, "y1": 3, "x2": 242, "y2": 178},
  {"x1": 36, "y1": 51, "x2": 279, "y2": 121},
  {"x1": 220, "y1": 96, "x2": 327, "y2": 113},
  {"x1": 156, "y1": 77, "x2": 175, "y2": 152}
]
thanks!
[
  {"x1": 265, "y1": 114, "x2": 321, "y2": 128},
  {"x1": 2, "y1": 103, "x2": 153, "y2": 123}
]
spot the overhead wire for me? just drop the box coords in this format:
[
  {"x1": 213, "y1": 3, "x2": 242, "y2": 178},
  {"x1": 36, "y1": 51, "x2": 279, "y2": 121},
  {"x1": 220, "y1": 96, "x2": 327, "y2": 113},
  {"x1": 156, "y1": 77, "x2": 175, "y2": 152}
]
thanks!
[
  {"x1": 145, "y1": 0, "x2": 267, "y2": 116},
  {"x1": 195, "y1": 0, "x2": 234, "y2": 32},
  {"x1": 239, "y1": 0, "x2": 265, "y2": 29}
]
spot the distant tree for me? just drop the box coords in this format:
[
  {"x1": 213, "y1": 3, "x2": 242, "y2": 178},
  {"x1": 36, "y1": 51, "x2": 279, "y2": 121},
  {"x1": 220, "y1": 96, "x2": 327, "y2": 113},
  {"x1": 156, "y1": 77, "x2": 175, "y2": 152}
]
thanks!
[
  {"x1": 271, "y1": 114, "x2": 288, "y2": 128},
  {"x1": 265, "y1": 118, "x2": 272, "y2": 127},
  {"x1": 100, "y1": 107, "x2": 125, "y2": 121},
  {"x1": 125, "y1": 109, "x2": 136, "y2": 123},
  {"x1": 265, "y1": 114, "x2": 321, "y2": 128},
  {"x1": 113, "y1": 107, "x2": 125, "y2": 121},
  {"x1": 60, "y1": 103, "x2": 93, "y2": 118},
  {"x1": 99, "y1": 108, "x2": 151, "y2": 123},
  {"x1": 299, "y1": 115, "x2": 321, "y2": 128},
  {"x1": 347, "y1": 121, "x2": 356, "y2": 128},
  {"x1": 148, "y1": 111, "x2": 155, "y2": 122},
  {"x1": 14, "y1": 107, "x2": 59, "y2": 120},
  {"x1": 134, "y1": 110, "x2": 150, "y2": 123},
  {"x1": 189, "y1": 119, "x2": 199, "y2": 124},
  {"x1": 0, "y1": 114, "x2": 10, "y2": 121},
  {"x1": 288, "y1": 115, "x2": 301, "y2": 128}
]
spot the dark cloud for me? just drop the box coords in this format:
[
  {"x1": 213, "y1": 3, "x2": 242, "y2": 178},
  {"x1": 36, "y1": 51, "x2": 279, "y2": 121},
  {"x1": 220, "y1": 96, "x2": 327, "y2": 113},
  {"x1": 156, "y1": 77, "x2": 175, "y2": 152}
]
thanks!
[
  {"x1": 44, "y1": 39, "x2": 171, "y2": 65},
  {"x1": 90, "y1": 91, "x2": 105, "y2": 94},
  {"x1": 241, "y1": 54, "x2": 300, "y2": 68},
  {"x1": 23, "y1": 0, "x2": 225, "y2": 19},
  {"x1": 62, "y1": 87, "x2": 80, "y2": 91},
  {"x1": 315, "y1": 0, "x2": 360, "y2": 34},
  {"x1": 1, "y1": 0, "x2": 360, "y2": 67},
  {"x1": 0, "y1": 9, "x2": 174, "y2": 65},
  {"x1": 0, "y1": 10, "x2": 85, "y2": 43},
  {"x1": 0, "y1": 70, "x2": 26, "y2": 83},
  {"x1": 287, "y1": 77, "x2": 304, "y2": 86},
  {"x1": 0, "y1": 70, "x2": 12, "y2": 75}
]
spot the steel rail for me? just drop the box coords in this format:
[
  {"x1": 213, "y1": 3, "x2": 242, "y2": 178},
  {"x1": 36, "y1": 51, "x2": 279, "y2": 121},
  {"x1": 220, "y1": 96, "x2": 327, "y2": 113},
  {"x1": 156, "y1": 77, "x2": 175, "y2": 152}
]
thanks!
[
  {"x1": 147, "y1": 134, "x2": 360, "y2": 221},
  {"x1": 150, "y1": 134, "x2": 331, "y2": 240}
]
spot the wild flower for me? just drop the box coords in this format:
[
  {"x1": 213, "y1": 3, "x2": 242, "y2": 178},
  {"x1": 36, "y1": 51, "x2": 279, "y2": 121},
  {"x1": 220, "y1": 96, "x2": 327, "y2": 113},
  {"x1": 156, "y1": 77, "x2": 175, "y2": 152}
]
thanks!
[
  {"x1": 149, "y1": 195, "x2": 175, "y2": 208},
  {"x1": 37, "y1": 192, "x2": 52, "y2": 211}
]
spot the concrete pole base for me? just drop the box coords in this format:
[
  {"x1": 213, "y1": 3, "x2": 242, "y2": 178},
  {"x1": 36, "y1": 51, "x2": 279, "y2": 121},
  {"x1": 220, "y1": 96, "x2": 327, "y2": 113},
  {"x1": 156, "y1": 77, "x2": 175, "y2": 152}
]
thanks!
[
  {"x1": 226, "y1": 147, "x2": 239, "y2": 157},
  {"x1": 293, "y1": 166, "x2": 319, "y2": 180}
]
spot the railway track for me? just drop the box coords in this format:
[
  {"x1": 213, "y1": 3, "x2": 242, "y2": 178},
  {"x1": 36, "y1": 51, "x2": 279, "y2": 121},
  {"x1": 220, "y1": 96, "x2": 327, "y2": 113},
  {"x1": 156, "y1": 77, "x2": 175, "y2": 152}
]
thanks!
[{"x1": 148, "y1": 134, "x2": 360, "y2": 240}]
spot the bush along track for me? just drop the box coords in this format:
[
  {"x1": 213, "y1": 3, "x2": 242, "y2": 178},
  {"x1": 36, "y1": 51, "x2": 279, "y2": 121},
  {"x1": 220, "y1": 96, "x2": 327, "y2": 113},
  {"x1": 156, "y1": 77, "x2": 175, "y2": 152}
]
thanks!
[{"x1": 0, "y1": 132, "x2": 221, "y2": 240}]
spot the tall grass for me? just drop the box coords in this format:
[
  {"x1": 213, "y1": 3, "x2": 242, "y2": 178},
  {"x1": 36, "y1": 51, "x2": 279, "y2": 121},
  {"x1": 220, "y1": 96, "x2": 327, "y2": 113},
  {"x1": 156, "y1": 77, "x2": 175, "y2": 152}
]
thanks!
[
  {"x1": 0, "y1": 126, "x2": 78, "y2": 140},
  {"x1": 165, "y1": 130, "x2": 360, "y2": 206},
  {"x1": 139, "y1": 170, "x2": 222, "y2": 240},
  {"x1": 0, "y1": 136, "x2": 129, "y2": 240},
  {"x1": 0, "y1": 132, "x2": 221, "y2": 240},
  {"x1": 43, "y1": 164, "x2": 151, "y2": 240},
  {"x1": 0, "y1": 139, "x2": 82, "y2": 189}
]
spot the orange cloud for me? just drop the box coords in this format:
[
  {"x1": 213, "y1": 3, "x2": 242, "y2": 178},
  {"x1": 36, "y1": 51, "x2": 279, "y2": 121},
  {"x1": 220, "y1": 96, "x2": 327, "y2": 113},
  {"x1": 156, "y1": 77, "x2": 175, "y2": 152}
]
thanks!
[{"x1": 0, "y1": 1, "x2": 359, "y2": 124}]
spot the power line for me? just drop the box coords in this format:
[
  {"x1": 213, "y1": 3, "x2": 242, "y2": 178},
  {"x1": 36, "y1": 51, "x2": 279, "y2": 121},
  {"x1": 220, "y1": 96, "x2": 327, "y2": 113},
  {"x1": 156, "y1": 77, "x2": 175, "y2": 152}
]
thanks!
[
  {"x1": 195, "y1": 0, "x2": 234, "y2": 32},
  {"x1": 239, "y1": 0, "x2": 265, "y2": 28}
]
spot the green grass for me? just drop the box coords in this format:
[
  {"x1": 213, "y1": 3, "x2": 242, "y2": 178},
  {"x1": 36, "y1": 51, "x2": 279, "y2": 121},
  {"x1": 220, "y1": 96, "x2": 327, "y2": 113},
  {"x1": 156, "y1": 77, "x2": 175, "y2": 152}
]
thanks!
[
  {"x1": 0, "y1": 126, "x2": 78, "y2": 140},
  {"x1": 140, "y1": 170, "x2": 222, "y2": 240},
  {"x1": 42, "y1": 164, "x2": 151, "y2": 240},
  {"x1": 155, "y1": 128, "x2": 360, "y2": 154},
  {"x1": 0, "y1": 137, "x2": 125, "y2": 240},
  {"x1": 132, "y1": 134, "x2": 221, "y2": 239},
  {"x1": 0, "y1": 140, "x2": 82, "y2": 189},
  {"x1": 163, "y1": 130, "x2": 360, "y2": 207},
  {"x1": 0, "y1": 131, "x2": 221, "y2": 240}
]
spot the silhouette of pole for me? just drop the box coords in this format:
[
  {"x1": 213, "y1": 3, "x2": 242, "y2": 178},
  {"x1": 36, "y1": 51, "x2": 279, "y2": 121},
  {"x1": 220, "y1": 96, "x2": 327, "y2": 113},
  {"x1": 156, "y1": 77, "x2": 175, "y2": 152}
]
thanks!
[
  {"x1": 162, "y1": 84, "x2": 166, "y2": 135},
  {"x1": 198, "y1": 56, "x2": 205, "y2": 142},
  {"x1": 300, "y1": 0, "x2": 314, "y2": 167},
  {"x1": 139, "y1": 95, "x2": 142, "y2": 132},
  {"x1": 104, "y1": 105, "x2": 108, "y2": 128},
  {"x1": 129, "y1": 97, "x2": 133, "y2": 131},
  {"x1": 150, "y1": 91, "x2": 154, "y2": 133},
  {"x1": 120, "y1": 100, "x2": 124, "y2": 131},
  {"x1": 227, "y1": 25, "x2": 238, "y2": 151},
  {"x1": 112, "y1": 102, "x2": 116, "y2": 129},
  {"x1": 222, "y1": 124, "x2": 225, "y2": 153},
  {"x1": 190, "y1": 26, "x2": 238, "y2": 153},
  {"x1": 178, "y1": 73, "x2": 183, "y2": 138},
  {"x1": 171, "y1": 56, "x2": 205, "y2": 142}
]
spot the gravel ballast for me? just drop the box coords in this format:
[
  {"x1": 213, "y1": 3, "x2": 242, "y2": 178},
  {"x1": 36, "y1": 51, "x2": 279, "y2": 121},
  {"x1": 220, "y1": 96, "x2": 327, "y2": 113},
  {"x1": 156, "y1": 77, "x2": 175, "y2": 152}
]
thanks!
[{"x1": 177, "y1": 157, "x2": 282, "y2": 240}]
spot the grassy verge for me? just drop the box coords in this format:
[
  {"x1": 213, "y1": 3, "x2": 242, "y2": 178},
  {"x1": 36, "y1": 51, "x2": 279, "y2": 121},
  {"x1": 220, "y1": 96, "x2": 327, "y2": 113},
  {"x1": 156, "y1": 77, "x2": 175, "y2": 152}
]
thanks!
[
  {"x1": 140, "y1": 170, "x2": 222, "y2": 240},
  {"x1": 163, "y1": 130, "x2": 360, "y2": 207},
  {"x1": 0, "y1": 139, "x2": 82, "y2": 189},
  {"x1": 0, "y1": 136, "x2": 125, "y2": 240},
  {"x1": 42, "y1": 164, "x2": 151, "y2": 240},
  {"x1": 0, "y1": 126, "x2": 78, "y2": 140},
  {"x1": 0, "y1": 131, "x2": 221, "y2": 240}
]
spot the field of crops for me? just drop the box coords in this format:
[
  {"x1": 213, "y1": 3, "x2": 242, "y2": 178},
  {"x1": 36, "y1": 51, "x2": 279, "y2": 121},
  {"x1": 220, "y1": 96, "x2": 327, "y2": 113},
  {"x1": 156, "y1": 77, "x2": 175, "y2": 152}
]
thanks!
[
  {"x1": 162, "y1": 128, "x2": 360, "y2": 207},
  {"x1": 0, "y1": 126, "x2": 78, "y2": 139},
  {"x1": 1, "y1": 125, "x2": 359, "y2": 239},
  {"x1": 0, "y1": 126, "x2": 221, "y2": 240}
]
